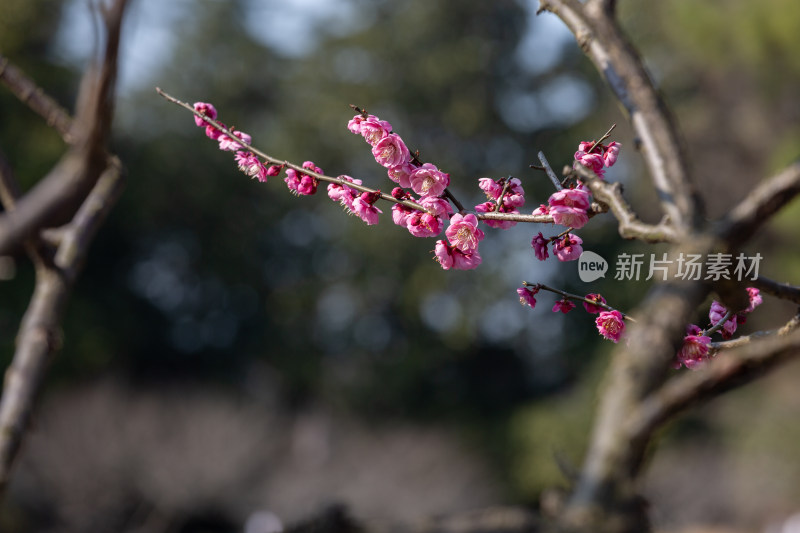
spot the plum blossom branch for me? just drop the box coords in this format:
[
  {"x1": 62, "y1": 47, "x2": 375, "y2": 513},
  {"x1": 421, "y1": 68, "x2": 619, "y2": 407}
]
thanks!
[
  {"x1": 537, "y1": 0, "x2": 701, "y2": 234},
  {"x1": 523, "y1": 282, "x2": 635, "y2": 322},
  {"x1": 157, "y1": 88, "x2": 435, "y2": 214},
  {"x1": 710, "y1": 312, "x2": 800, "y2": 351}
]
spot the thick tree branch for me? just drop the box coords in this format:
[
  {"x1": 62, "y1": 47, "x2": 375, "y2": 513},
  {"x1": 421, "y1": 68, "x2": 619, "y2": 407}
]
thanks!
[
  {"x1": 0, "y1": 0, "x2": 128, "y2": 496},
  {"x1": 625, "y1": 315, "x2": 800, "y2": 448},
  {"x1": 717, "y1": 161, "x2": 800, "y2": 245},
  {"x1": 0, "y1": 0, "x2": 127, "y2": 256},
  {"x1": 750, "y1": 275, "x2": 800, "y2": 305},
  {"x1": 537, "y1": 0, "x2": 701, "y2": 234},
  {"x1": 573, "y1": 164, "x2": 679, "y2": 243}
]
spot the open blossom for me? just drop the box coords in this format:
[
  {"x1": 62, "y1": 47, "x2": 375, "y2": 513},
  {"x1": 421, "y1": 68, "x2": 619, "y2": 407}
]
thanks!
[
  {"x1": 352, "y1": 191, "x2": 383, "y2": 225},
  {"x1": 388, "y1": 162, "x2": 415, "y2": 189},
  {"x1": 675, "y1": 334, "x2": 712, "y2": 370},
  {"x1": 478, "y1": 177, "x2": 503, "y2": 199},
  {"x1": 531, "y1": 232, "x2": 549, "y2": 261},
  {"x1": 235, "y1": 151, "x2": 269, "y2": 182},
  {"x1": 434, "y1": 240, "x2": 481, "y2": 270},
  {"x1": 552, "y1": 299, "x2": 576, "y2": 314},
  {"x1": 517, "y1": 286, "x2": 539, "y2": 308},
  {"x1": 596, "y1": 310, "x2": 625, "y2": 343},
  {"x1": 445, "y1": 213, "x2": 484, "y2": 253},
  {"x1": 409, "y1": 163, "x2": 449, "y2": 197},
  {"x1": 550, "y1": 204, "x2": 589, "y2": 229},
  {"x1": 193, "y1": 102, "x2": 218, "y2": 127},
  {"x1": 583, "y1": 293, "x2": 607, "y2": 314},
  {"x1": 372, "y1": 134, "x2": 411, "y2": 168},
  {"x1": 218, "y1": 130, "x2": 252, "y2": 152},
  {"x1": 359, "y1": 115, "x2": 393, "y2": 145},
  {"x1": 548, "y1": 188, "x2": 590, "y2": 229},
  {"x1": 549, "y1": 188, "x2": 591, "y2": 210},
  {"x1": 553, "y1": 233, "x2": 583, "y2": 262}
]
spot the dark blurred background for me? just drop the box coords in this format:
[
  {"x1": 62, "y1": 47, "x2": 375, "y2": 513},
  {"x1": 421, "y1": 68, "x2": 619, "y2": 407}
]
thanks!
[{"x1": 1, "y1": 0, "x2": 800, "y2": 531}]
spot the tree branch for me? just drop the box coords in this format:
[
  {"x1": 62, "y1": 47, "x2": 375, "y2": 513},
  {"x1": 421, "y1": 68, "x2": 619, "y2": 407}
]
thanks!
[
  {"x1": 0, "y1": 0, "x2": 127, "y2": 256},
  {"x1": 717, "y1": 161, "x2": 800, "y2": 245},
  {"x1": 624, "y1": 315, "x2": 800, "y2": 449},
  {"x1": 0, "y1": 54, "x2": 75, "y2": 144},
  {"x1": 573, "y1": 164, "x2": 679, "y2": 243},
  {"x1": 537, "y1": 0, "x2": 701, "y2": 234},
  {"x1": 750, "y1": 275, "x2": 800, "y2": 305}
]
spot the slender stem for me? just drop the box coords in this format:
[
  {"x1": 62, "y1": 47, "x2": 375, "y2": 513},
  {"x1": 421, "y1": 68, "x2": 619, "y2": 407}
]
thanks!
[
  {"x1": 583, "y1": 123, "x2": 617, "y2": 156},
  {"x1": 523, "y1": 281, "x2": 636, "y2": 322},
  {"x1": 538, "y1": 151, "x2": 563, "y2": 191}
]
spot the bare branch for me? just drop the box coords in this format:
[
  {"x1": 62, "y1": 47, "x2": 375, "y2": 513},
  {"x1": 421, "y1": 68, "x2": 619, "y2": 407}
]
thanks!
[
  {"x1": 0, "y1": 0, "x2": 128, "y2": 256},
  {"x1": 711, "y1": 313, "x2": 800, "y2": 351},
  {"x1": 625, "y1": 316, "x2": 800, "y2": 448},
  {"x1": 750, "y1": 275, "x2": 800, "y2": 305},
  {"x1": 717, "y1": 161, "x2": 800, "y2": 245},
  {"x1": 538, "y1": 0, "x2": 701, "y2": 234},
  {"x1": 573, "y1": 164, "x2": 680, "y2": 242},
  {"x1": 0, "y1": 54, "x2": 74, "y2": 144}
]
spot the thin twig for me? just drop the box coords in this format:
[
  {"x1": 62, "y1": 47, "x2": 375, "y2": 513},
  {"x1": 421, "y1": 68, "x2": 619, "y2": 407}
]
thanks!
[
  {"x1": 538, "y1": 151, "x2": 563, "y2": 191},
  {"x1": 525, "y1": 282, "x2": 636, "y2": 322}
]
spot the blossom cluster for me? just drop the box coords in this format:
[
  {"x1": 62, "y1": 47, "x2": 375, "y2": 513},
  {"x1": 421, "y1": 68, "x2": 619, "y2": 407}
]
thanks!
[
  {"x1": 674, "y1": 287, "x2": 763, "y2": 370},
  {"x1": 517, "y1": 287, "x2": 626, "y2": 343},
  {"x1": 526, "y1": 139, "x2": 618, "y2": 264},
  {"x1": 474, "y1": 177, "x2": 525, "y2": 229},
  {"x1": 347, "y1": 111, "x2": 487, "y2": 270}
]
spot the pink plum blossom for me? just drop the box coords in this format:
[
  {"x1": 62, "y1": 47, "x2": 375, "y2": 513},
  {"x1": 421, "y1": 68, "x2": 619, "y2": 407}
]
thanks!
[
  {"x1": 328, "y1": 175, "x2": 363, "y2": 212},
  {"x1": 552, "y1": 299, "x2": 576, "y2": 314},
  {"x1": 285, "y1": 161, "x2": 322, "y2": 196},
  {"x1": 709, "y1": 300, "x2": 737, "y2": 339},
  {"x1": 549, "y1": 188, "x2": 591, "y2": 211},
  {"x1": 478, "y1": 177, "x2": 503, "y2": 199},
  {"x1": 409, "y1": 163, "x2": 449, "y2": 198},
  {"x1": 235, "y1": 151, "x2": 269, "y2": 182},
  {"x1": 388, "y1": 162, "x2": 415, "y2": 189},
  {"x1": 549, "y1": 205, "x2": 589, "y2": 229},
  {"x1": 372, "y1": 134, "x2": 411, "y2": 168},
  {"x1": 434, "y1": 241, "x2": 481, "y2": 270},
  {"x1": 347, "y1": 114, "x2": 365, "y2": 134},
  {"x1": 193, "y1": 102, "x2": 217, "y2": 127},
  {"x1": 745, "y1": 287, "x2": 762, "y2": 312},
  {"x1": 205, "y1": 123, "x2": 225, "y2": 140},
  {"x1": 218, "y1": 130, "x2": 252, "y2": 152},
  {"x1": 352, "y1": 191, "x2": 383, "y2": 225},
  {"x1": 596, "y1": 310, "x2": 625, "y2": 343},
  {"x1": 517, "y1": 286, "x2": 539, "y2": 308},
  {"x1": 675, "y1": 334, "x2": 712, "y2": 370},
  {"x1": 553, "y1": 233, "x2": 583, "y2": 262},
  {"x1": 531, "y1": 232, "x2": 549, "y2": 261},
  {"x1": 445, "y1": 213, "x2": 484, "y2": 253},
  {"x1": 582, "y1": 293, "x2": 607, "y2": 314},
  {"x1": 575, "y1": 152, "x2": 605, "y2": 177},
  {"x1": 604, "y1": 141, "x2": 621, "y2": 167},
  {"x1": 359, "y1": 115, "x2": 393, "y2": 145}
]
